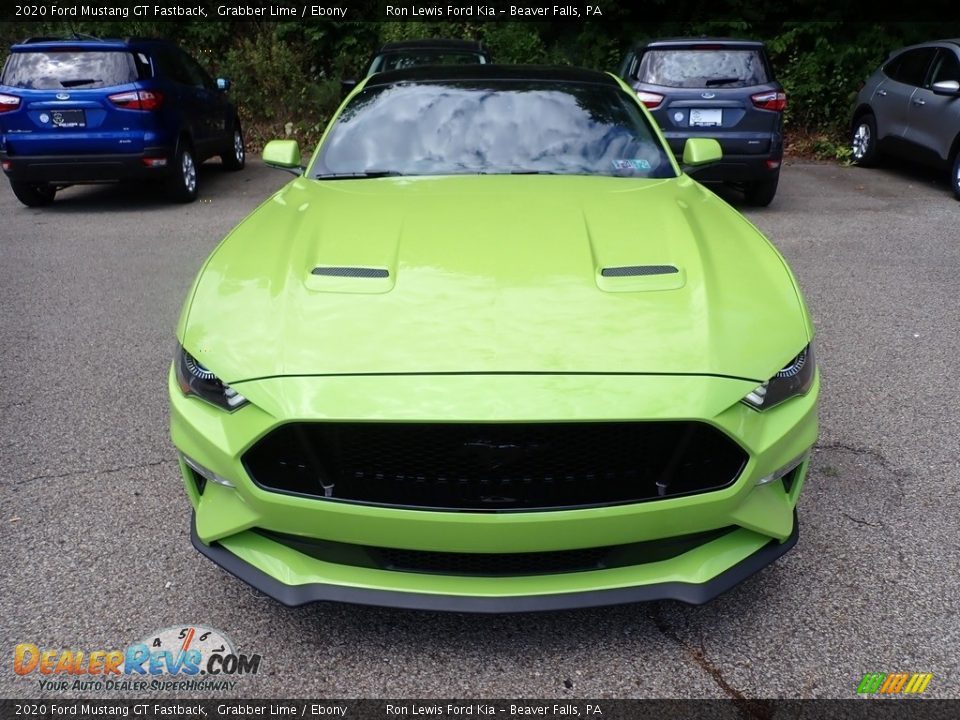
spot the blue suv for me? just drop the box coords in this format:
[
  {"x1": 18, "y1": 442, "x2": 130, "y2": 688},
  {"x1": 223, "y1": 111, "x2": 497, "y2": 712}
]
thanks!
[
  {"x1": 618, "y1": 38, "x2": 785, "y2": 206},
  {"x1": 0, "y1": 37, "x2": 245, "y2": 206}
]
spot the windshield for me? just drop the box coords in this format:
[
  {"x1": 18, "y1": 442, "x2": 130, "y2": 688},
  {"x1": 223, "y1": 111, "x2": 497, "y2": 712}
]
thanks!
[{"x1": 314, "y1": 80, "x2": 676, "y2": 179}]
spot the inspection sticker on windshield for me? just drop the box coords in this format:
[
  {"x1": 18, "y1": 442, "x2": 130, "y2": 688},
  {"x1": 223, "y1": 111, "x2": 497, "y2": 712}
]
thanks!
[{"x1": 612, "y1": 159, "x2": 651, "y2": 171}]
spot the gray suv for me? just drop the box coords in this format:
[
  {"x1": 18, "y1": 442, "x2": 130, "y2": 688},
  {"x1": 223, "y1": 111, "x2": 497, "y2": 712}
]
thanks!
[
  {"x1": 850, "y1": 39, "x2": 960, "y2": 200},
  {"x1": 618, "y1": 38, "x2": 785, "y2": 206}
]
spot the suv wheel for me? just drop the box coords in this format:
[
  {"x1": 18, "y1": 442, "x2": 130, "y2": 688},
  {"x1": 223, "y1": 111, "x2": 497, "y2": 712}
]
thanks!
[
  {"x1": 952, "y1": 150, "x2": 960, "y2": 201},
  {"x1": 221, "y1": 120, "x2": 245, "y2": 171},
  {"x1": 851, "y1": 114, "x2": 879, "y2": 167},
  {"x1": 10, "y1": 181, "x2": 57, "y2": 207},
  {"x1": 167, "y1": 141, "x2": 198, "y2": 203},
  {"x1": 744, "y1": 171, "x2": 780, "y2": 207}
]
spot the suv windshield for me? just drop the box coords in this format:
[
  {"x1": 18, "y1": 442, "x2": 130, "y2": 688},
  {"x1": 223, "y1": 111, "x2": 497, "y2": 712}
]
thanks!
[
  {"x1": 315, "y1": 80, "x2": 676, "y2": 179},
  {"x1": 638, "y1": 49, "x2": 769, "y2": 88},
  {"x1": 1, "y1": 50, "x2": 150, "y2": 89}
]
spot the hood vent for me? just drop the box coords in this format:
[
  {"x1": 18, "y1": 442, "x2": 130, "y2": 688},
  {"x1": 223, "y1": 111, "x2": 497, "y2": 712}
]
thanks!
[
  {"x1": 601, "y1": 265, "x2": 678, "y2": 277},
  {"x1": 312, "y1": 266, "x2": 390, "y2": 279}
]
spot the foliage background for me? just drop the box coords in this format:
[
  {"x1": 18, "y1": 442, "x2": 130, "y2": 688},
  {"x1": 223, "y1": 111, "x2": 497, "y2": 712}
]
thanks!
[{"x1": 2, "y1": 18, "x2": 959, "y2": 158}]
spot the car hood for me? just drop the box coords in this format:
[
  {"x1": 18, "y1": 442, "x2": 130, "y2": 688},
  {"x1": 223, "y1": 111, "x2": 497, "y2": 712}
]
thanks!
[{"x1": 181, "y1": 174, "x2": 811, "y2": 383}]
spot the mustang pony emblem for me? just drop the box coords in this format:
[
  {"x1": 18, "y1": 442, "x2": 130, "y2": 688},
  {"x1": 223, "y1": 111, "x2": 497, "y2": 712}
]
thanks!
[{"x1": 461, "y1": 439, "x2": 547, "y2": 471}]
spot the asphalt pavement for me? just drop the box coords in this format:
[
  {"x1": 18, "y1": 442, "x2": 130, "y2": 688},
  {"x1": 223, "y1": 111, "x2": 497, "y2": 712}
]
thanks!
[{"x1": 1, "y1": 157, "x2": 958, "y2": 700}]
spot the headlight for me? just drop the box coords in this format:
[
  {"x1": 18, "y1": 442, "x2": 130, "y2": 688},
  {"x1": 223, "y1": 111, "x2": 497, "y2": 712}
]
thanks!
[
  {"x1": 174, "y1": 346, "x2": 247, "y2": 411},
  {"x1": 742, "y1": 344, "x2": 815, "y2": 410}
]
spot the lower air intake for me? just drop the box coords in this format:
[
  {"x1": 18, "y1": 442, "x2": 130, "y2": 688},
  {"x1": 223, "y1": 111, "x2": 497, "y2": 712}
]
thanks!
[{"x1": 255, "y1": 526, "x2": 737, "y2": 576}]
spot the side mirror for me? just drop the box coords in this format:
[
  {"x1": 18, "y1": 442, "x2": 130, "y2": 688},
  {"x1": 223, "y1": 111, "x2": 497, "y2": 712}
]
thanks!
[
  {"x1": 216, "y1": 77, "x2": 231, "y2": 92},
  {"x1": 931, "y1": 79, "x2": 960, "y2": 97},
  {"x1": 341, "y1": 79, "x2": 357, "y2": 96},
  {"x1": 682, "y1": 138, "x2": 723, "y2": 167},
  {"x1": 263, "y1": 140, "x2": 303, "y2": 175}
]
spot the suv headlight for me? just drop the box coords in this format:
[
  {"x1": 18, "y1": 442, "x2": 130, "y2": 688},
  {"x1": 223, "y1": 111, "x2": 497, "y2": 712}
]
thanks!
[
  {"x1": 742, "y1": 344, "x2": 815, "y2": 410},
  {"x1": 174, "y1": 346, "x2": 247, "y2": 411}
]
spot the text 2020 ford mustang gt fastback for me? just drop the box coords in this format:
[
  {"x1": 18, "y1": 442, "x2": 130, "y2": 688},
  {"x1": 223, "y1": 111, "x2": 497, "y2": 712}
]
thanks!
[{"x1": 169, "y1": 65, "x2": 818, "y2": 612}]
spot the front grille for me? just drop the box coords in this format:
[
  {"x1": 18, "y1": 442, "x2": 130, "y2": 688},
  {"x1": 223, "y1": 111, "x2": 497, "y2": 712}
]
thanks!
[
  {"x1": 255, "y1": 526, "x2": 737, "y2": 577},
  {"x1": 242, "y1": 422, "x2": 747, "y2": 512}
]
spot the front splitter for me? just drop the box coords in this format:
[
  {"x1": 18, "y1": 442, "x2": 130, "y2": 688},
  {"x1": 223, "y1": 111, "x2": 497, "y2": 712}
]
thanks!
[{"x1": 191, "y1": 511, "x2": 799, "y2": 613}]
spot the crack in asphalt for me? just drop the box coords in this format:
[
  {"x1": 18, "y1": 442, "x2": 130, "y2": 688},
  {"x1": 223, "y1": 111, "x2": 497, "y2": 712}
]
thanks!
[
  {"x1": 651, "y1": 608, "x2": 774, "y2": 719},
  {"x1": 8, "y1": 458, "x2": 177, "y2": 487},
  {"x1": 815, "y1": 439, "x2": 909, "y2": 506},
  {"x1": 840, "y1": 512, "x2": 883, "y2": 528},
  {"x1": 814, "y1": 438, "x2": 916, "y2": 546},
  {"x1": 814, "y1": 440, "x2": 897, "y2": 475},
  {"x1": 690, "y1": 645, "x2": 774, "y2": 720}
]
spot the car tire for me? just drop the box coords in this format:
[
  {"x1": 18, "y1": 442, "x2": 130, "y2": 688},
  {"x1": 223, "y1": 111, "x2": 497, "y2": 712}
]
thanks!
[
  {"x1": 744, "y1": 172, "x2": 779, "y2": 207},
  {"x1": 851, "y1": 114, "x2": 879, "y2": 167},
  {"x1": 166, "y1": 140, "x2": 199, "y2": 203},
  {"x1": 951, "y1": 150, "x2": 960, "y2": 201},
  {"x1": 10, "y1": 181, "x2": 56, "y2": 207},
  {"x1": 221, "y1": 119, "x2": 245, "y2": 171}
]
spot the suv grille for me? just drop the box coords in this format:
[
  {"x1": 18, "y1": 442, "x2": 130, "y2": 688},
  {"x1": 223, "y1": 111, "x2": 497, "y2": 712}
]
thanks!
[{"x1": 242, "y1": 422, "x2": 747, "y2": 512}]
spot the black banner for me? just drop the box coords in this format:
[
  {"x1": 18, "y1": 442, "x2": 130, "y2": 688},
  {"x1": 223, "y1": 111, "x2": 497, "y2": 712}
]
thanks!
[
  {"x1": 1, "y1": 700, "x2": 959, "y2": 720},
  {"x1": 2, "y1": 0, "x2": 958, "y2": 22}
]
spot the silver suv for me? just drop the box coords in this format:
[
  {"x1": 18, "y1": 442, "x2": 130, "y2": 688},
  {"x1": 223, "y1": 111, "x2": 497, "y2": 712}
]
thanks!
[{"x1": 850, "y1": 39, "x2": 960, "y2": 200}]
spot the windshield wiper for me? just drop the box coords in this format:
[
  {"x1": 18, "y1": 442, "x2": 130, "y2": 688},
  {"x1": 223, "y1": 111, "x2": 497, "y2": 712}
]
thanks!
[
  {"x1": 704, "y1": 77, "x2": 741, "y2": 87},
  {"x1": 60, "y1": 78, "x2": 99, "y2": 87},
  {"x1": 313, "y1": 170, "x2": 404, "y2": 180}
]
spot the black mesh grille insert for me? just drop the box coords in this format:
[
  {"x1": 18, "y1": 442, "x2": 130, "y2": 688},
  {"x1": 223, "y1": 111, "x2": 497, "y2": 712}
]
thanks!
[
  {"x1": 312, "y1": 266, "x2": 389, "y2": 278},
  {"x1": 243, "y1": 422, "x2": 747, "y2": 512},
  {"x1": 601, "y1": 265, "x2": 679, "y2": 277},
  {"x1": 255, "y1": 526, "x2": 737, "y2": 577}
]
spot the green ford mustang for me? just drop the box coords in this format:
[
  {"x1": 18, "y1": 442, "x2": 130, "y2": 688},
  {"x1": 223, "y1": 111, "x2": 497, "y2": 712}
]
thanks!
[{"x1": 170, "y1": 65, "x2": 818, "y2": 612}]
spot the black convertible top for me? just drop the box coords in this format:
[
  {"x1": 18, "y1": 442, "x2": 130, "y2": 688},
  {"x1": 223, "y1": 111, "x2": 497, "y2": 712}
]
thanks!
[
  {"x1": 365, "y1": 64, "x2": 620, "y2": 88},
  {"x1": 378, "y1": 39, "x2": 486, "y2": 52}
]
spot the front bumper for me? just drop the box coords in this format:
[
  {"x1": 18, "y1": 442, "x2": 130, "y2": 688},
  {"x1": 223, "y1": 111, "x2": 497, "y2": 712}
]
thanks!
[
  {"x1": 191, "y1": 511, "x2": 799, "y2": 612},
  {"x1": 172, "y1": 369, "x2": 818, "y2": 611},
  {"x1": 1, "y1": 148, "x2": 172, "y2": 184}
]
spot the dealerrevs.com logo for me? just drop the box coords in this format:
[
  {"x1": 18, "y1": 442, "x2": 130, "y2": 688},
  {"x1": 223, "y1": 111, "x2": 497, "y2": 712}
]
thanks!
[{"x1": 14, "y1": 626, "x2": 261, "y2": 692}]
